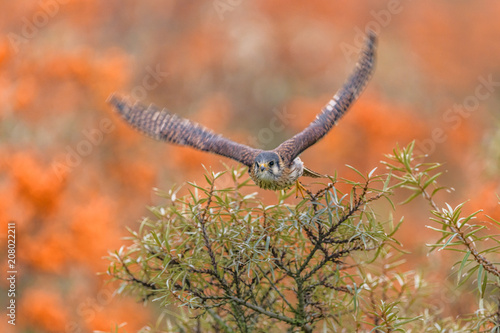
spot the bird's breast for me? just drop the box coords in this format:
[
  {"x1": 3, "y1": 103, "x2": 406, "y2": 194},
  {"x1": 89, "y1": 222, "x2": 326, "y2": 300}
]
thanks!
[{"x1": 249, "y1": 158, "x2": 304, "y2": 190}]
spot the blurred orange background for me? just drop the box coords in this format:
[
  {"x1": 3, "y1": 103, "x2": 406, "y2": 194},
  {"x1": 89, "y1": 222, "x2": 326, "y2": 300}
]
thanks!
[{"x1": 1, "y1": 0, "x2": 500, "y2": 332}]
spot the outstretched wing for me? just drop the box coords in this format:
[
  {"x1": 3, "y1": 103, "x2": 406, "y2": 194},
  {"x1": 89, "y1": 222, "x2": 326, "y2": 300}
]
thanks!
[
  {"x1": 274, "y1": 31, "x2": 377, "y2": 164},
  {"x1": 108, "y1": 95, "x2": 262, "y2": 167}
]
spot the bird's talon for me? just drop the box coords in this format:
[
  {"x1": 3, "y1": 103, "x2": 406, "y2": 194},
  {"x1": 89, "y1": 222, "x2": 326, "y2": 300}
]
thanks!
[{"x1": 295, "y1": 181, "x2": 307, "y2": 199}]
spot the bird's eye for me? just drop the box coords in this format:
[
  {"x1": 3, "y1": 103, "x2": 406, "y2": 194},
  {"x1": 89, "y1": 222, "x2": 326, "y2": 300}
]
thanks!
[{"x1": 269, "y1": 161, "x2": 274, "y2": 166}]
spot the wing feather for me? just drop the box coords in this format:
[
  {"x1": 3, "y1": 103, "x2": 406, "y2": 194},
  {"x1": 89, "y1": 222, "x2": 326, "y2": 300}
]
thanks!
[
  {"x1": 108, "y1": 95, "x2": 262, "y2": 167},
  {"x1": 274, "y1": 31, "x2": 377, "y2": 164}
]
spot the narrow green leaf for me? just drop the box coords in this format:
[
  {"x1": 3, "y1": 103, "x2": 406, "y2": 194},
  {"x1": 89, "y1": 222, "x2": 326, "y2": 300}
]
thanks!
[
  {"x1": 421, "y1": 172, "x2": 443, "y2": 190},
  {"x1": 459, "y1": 210, "x2": 483, "y2": 227},
  {"x1": 151, "y1": 231, "x2": 162, "y2": 247},
  {"x1": 439, "y1": 233, "x2": 458, "y2": 251},
  {"x1": 400, "y1": 190, "x2": 422, "y2": 205},
  {"x1": 345, "y1": 164, "x2": 366, "y2": 180},
  {"x1": 431, "y1": 186, "x2": 447, "y2": 198},
  {"x1": 481, "y1": 266, "x2": 488, "y2": 297},
  {"x1": 457, "y1": 251, "x2": 471, "y2": 284},
  {"x1": 477, "y1": 265, "x2": 484, "y2": 294}
]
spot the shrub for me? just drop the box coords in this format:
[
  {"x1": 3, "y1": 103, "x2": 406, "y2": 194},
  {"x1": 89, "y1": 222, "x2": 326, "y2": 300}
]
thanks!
[{"x1": 106, "y1": 143, "x2": 500, "y2": 332}]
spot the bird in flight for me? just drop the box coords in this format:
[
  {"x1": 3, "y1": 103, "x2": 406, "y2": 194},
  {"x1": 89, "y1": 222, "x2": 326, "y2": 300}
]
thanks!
[{"x1": 108, "y1": 31, "x2": 376, "y2": 194}]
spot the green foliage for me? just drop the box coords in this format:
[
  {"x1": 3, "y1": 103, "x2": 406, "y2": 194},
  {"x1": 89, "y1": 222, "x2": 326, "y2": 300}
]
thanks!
[
  {"x1": 107, "y1": 142, "x2": 500, "y2": 332},
  {"x1": 385, "y1": 142, "x2": 500, "y2": 331}
]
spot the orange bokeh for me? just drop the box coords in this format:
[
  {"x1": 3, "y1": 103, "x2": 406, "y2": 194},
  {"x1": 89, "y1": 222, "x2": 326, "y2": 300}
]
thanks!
[{"x1": 1, "y1": 1, "x2": 500, "y2": 331}]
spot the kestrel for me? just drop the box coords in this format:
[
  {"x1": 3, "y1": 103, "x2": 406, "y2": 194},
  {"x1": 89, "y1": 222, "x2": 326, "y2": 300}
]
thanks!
[{"x1": 108, "y1": 31, "x2": 376, "y2": 191}]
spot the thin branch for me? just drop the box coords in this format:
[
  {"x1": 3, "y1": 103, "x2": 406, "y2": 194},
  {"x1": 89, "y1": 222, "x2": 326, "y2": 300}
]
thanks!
[
  {"x1": 116, "y1": 254, "x2": 158, "y2": 291},
  {"x1": 421, "y1": 179, "x2": 500, "y2": 278},
  {"x1": 207, "y1": 309, "x2": 235, "y2": 333},
  {"x1": 227, "y1": 295, "x2": 297, "y2": 326},
  {"x1": 257, "y1": 265, "x2": 296, "y2": 313},
  {"x1": 304, "y1": 244, "x2": 365, "y2": 281}
]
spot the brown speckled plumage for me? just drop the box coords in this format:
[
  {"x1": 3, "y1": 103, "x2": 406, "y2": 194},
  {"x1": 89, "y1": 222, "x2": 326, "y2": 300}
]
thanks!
[
  {"x1": 108, "y1": 32, "x2": 377, "y2": 190},
  {"x1": 108, "y1": 96, "x2": 262, "y2": 167},
  {"x1": 273, "y1": 31, "x2": 376, "y2": 163}
]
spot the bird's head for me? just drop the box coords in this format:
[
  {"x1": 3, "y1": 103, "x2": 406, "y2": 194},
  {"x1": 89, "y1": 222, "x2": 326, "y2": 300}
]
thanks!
[{"x1": 253, "y1": 152, "x2": 282, "y2": 180}]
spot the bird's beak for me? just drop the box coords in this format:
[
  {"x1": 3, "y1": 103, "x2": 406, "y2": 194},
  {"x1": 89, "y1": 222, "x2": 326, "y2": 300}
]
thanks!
[{"x1": 259, "y1": 163, "x2": 266, "y2": 172}]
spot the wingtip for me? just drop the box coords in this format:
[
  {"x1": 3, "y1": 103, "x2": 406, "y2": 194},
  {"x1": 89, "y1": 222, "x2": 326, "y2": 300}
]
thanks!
[
  {"x1": 107, "y1": 93, "x2": 133, "y2": 117},
  {"x1": 367, "y1": 29, "x2": 377, "y2": 39},
  {"x1": 106, "y1": 92, "x2": 121, "y2": 105},
  {"x1": 365, "y1": 30, "x2": 378, "y2": 48}
]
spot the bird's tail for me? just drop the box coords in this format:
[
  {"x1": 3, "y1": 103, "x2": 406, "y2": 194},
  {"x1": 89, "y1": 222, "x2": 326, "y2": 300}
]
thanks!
[{"x1": 302, "y1": 166, "x2": 326, "y2": 178}]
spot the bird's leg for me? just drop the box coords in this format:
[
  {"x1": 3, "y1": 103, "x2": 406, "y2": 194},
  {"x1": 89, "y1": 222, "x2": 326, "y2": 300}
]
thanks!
[{"x1": 295, "y1": 180, "x2": 307, "y2": 199}]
